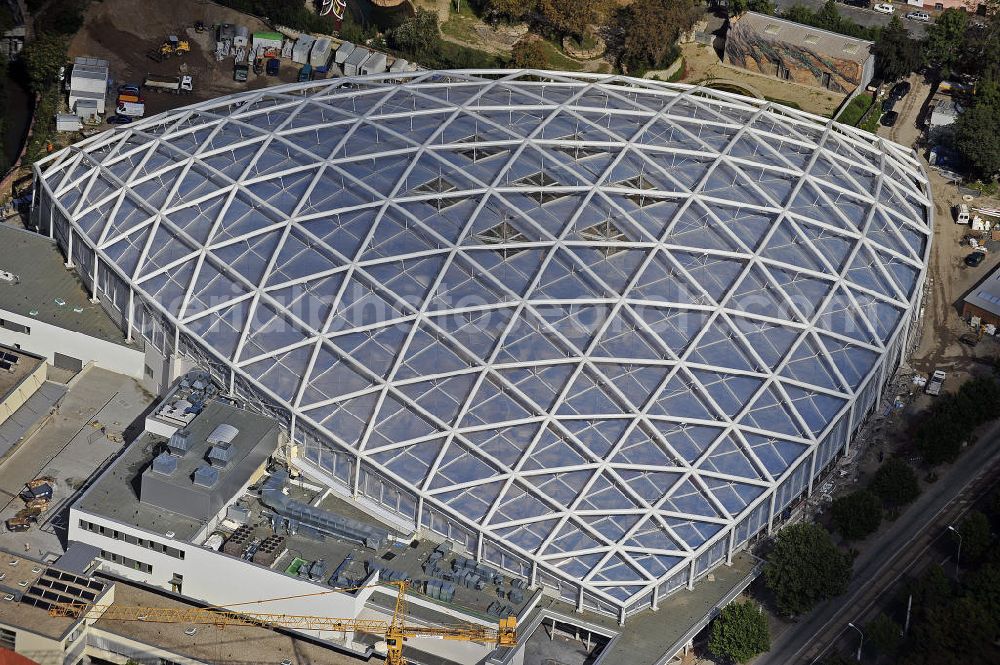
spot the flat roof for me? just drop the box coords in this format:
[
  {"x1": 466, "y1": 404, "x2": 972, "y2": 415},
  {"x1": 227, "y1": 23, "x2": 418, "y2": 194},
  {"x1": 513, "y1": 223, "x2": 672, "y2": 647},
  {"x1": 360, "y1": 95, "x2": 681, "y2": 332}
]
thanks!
[
  {"x1": 0, "y1": 346, "x2": 44, "y2": 406},
  {"x1": 95, "y1": 581, "x2": 369, "y2": 665},
  {"x1": 517, "y1": 551, "x2": 759, "y2": 665},
  {"x1": 965, "y1": 265, "x2": 1000, "y2": 316},
  {"x1": 733, "y1": 11, "x2": 874, "y2": 63},
  {"x1": 78, "y1": 400, "x2": 277, "y2": 542},
  {"x1": 0, "y1": 551, "x2": 98, "y2": 641},
  {"x1": 0, "y1": 227, "x2": 133, "y2": 347},
  {"x1": 76, "y1": 430, "x2": 205, "y2": 542}
]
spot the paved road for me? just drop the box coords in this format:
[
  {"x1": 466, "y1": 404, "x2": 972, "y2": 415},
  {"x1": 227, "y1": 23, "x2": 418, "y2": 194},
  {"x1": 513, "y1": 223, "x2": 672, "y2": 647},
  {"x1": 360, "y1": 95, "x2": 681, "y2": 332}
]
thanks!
[
  {"x1": 757, "y1": 419, "x2": 1000, "y2": 665},
  {"x1": 772, "y1": 0, "x2": 929, "y2": 38}
]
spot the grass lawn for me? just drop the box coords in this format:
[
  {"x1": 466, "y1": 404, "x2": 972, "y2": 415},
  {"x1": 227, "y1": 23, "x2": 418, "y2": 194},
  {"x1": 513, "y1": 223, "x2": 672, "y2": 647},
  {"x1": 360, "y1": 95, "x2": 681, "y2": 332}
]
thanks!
[
  {"x1": 836, "y1": 94, "x2": 874, "y2": 125},
  {"x1": 440, "y1": 2, "x2": 483, "y2": 45},
  {"x1": 765, "y1": 96, "x2": 802, "y2": 110},
  {"x1": 536, "y1": 39, "x2": 586, "y2": 71}
]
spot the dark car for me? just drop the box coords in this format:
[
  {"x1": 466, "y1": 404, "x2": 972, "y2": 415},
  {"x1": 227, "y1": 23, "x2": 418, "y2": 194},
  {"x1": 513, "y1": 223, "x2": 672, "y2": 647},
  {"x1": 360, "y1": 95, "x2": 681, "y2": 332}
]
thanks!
[
  {"x1": 889, "y1": 81, "x2": 911, "y2": 100},
  {"x1": 881, "y1": 97, "x2": 897, "y2": 114},
  {"x1": 965, "y1": 251, "x2": 987, "y2": 267},
  {"x1": 118, "y1": 83, "x2": 140, "y2": 95},
  {"x1": 881, "y1": 110, "x2": 899, "y2": 127},
  {"x1": 266, "y1": 58, "x2": 280, "y2": 76},
  {"x1": 959, "y1": 333, "x2": 979, "y2": 347},
  {"x1": 107, "y1": 114, "x2": 133, "y2": 125}
]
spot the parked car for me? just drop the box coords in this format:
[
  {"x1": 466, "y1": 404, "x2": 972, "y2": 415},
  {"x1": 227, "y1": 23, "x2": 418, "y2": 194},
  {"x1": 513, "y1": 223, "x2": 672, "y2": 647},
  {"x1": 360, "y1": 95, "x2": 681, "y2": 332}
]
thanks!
[
  {"x1": 959, "y1": 333, "x2": 979, "y2": 347},
  {"x1": 965, "y1": 251, "x2": 987, "y2": 267},
  {"x1": 266, "y1": 58, "x2": 280, "y2": 76},
  {"x1": 118, "y1": 83, "x2": 140, "y2": 95},
  {"x1": 881, "y1": 110, "x2": 899, "y2": 127},
  {"x1": 882, "y1": 97, "x2": 897, "y2": 114},
  {"x1": 889, "y1": 80, "x2": 911, "y2": 101},
  {"x1": 107, "y1": 114, "x2": 133, "y2": 125},
  {"x1": 905, "y1": 11, "x2": 930, "y2": 21},
  {"x1": 873, "y1": 3, "x2": 894, "y2": 13}
]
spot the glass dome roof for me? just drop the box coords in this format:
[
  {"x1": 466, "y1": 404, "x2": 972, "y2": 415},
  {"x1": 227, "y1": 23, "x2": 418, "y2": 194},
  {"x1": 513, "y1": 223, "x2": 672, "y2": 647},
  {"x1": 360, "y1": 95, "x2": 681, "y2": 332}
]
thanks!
[{"x1": 37, "y1": 70, "x2": 932, "y2": 611}]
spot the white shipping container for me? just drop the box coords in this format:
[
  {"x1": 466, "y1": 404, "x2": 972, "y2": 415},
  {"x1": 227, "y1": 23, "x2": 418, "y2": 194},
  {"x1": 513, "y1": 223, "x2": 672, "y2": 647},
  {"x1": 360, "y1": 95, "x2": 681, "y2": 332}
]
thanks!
[
  {"x1": 310, "y1": 38, "x2": 332, "y2": 68},
  {"x1": 360, "y1": 51, "x2": 387, "y2": 76},
  {"x1": 292, "y1": 35, "x2": 315, "y2": 64},
  {"x1": 335, "y1": 41, "x2": 356, "y2": 65}
]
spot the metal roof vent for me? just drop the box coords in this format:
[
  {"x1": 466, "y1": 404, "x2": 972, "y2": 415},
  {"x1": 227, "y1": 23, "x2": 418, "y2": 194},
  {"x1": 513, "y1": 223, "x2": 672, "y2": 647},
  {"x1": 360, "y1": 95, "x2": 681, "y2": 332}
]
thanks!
[
  {"x1": 207, "y1": 442, "x2": 232, "y2": 468},
  {"x1": 151, "y1": 452, "x2": 178, "y2": 476},
  {"x1": 167, "y1": 429, "x2": 192, "y2": 456},
  {"x1": 193, "y1": 465, "x2": 220, "y2": 488},
  {"x1": 207, "y1": 423, "x2": 239, "y2": 445}
]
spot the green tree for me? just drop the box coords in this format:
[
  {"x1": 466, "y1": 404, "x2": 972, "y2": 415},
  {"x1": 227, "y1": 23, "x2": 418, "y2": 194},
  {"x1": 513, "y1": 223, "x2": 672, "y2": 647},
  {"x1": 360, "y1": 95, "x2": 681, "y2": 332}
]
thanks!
[
  {"x1": 958, "y1": 510, "x2": 992, "y2": 564},
  {"x1": 966, "y1": 563, "x2": 1000, "y2": 628},
  {"x1": 908, "y1": 597, "x2": 998, "y2": 665},
  {"x1": 909, "y1": 564, "x2": 953, "y2": 614},
  {"x1": 865, "y1": 612, "x2": 901, "y2": 658},
  {"x1": 923, "y1": 8, "x2": 969, "y2": 78},
  {"x1": 21, "y1": 32, "x2": 68, "y2": 93},
  {"x1": 872, "y1": 15, "x2": 920, "y2": 83},
  {"x1": 870, "y1": 457, "x2": 920, "y2": 508},
  {"x1": 387, "y1": 8, "x2": 441, "y2": 57},
  {"x1": 708, "y1": 600, "x2": 771, "y2": 664},
  {"x1": 728, "y1": 0, "x2": 776, "y2": 15},
  {"x1": 953, "y1": 87, "x2": 1000, "y2": 182},
  {"x1": 510, "y1": 35, "x2": 548, "y2": 68},
  {"x1": 764, "y1": 523, "x2": 852, "y2": 617},
  {"x1": 612, "y1": 0, "x2": 701, "y2": 76},
  {"x1": 830, "y1": 490, "x2": 882, "y2": 541},
  {"x1": 537, "y1": 0, "x2": 605, "y2": 41},
  {"x1": 484, "y1": 0, "x2": 536, "y2": 22}
]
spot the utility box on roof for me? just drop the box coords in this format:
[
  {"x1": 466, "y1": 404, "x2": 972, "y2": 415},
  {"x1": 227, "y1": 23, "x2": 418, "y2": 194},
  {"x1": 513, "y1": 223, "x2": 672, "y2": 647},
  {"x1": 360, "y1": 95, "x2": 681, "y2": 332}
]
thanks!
[{"x1": 69, "y1": 56, "x2": 109, "y2": 116}]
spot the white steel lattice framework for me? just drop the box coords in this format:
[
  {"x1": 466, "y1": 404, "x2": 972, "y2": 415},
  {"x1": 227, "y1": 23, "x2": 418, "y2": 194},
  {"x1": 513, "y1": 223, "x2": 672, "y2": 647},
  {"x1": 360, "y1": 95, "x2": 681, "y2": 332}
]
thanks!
[{"x1": 33, "y1": 70, "x2": 932, "y2": 620}]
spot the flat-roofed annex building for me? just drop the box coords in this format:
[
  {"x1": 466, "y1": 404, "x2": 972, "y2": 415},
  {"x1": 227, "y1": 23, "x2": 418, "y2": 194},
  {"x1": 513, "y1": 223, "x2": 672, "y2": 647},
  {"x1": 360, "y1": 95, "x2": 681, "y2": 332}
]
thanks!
[
  {"x1": 33, "y1": 70, "x2": 932, "y2": 622},
  {"x1": 725, "y1": 12, "x2": 875, "y2": 94}
]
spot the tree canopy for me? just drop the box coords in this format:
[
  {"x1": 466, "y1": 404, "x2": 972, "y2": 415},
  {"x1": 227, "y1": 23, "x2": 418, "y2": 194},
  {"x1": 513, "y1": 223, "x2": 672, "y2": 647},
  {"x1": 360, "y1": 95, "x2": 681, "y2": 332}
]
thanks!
[
  {"x1": 870, "y1": 457, "x2": 920, "y2": 508},
  {"x1": 914, "y1": 376, "x2": 1000, "y2": 465},
  {"x1": 830, "y1": 490, "x2": 882, "y2": 541},
  {"x1": 865, "y1": 612, "x2": 902, "y2": 658},
  {"x1": 387, "y1": 9, "x2": 441, "y2": 57},
  {"x1": 510, "y1": 35, "x2": 548, "y2": 69},
  {"x1": 764, "y1": 523, "x2": 852, "y2": 616},
  {"x1": 923, "y1": 8, "x2": 970, "y2": 79},
  {"x1": 873, "y1": 16, "x2": 920, "y2": 84},
  {"x1": 957, "y1": 511, "x2": 992, "y2": 564},
  {"x1": 610, "y1": 0, "x2": 701, "y2": 76},
  {"x1": 708, "y1": 600, "x2": 771, "y2": 664}
]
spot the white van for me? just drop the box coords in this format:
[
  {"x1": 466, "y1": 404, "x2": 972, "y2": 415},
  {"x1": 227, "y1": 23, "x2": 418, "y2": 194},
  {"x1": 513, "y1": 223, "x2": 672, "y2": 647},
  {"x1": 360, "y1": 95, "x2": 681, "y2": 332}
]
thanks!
[{"x1": 955, "y1": 204, "x2": 971, "y2": 224}]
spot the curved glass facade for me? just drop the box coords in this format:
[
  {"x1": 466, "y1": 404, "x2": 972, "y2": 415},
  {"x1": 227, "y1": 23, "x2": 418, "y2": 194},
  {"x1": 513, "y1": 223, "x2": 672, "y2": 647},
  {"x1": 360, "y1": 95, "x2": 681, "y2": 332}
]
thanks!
[{"x1": 33, "y1": 70, "x2": 932, "y2": 619}]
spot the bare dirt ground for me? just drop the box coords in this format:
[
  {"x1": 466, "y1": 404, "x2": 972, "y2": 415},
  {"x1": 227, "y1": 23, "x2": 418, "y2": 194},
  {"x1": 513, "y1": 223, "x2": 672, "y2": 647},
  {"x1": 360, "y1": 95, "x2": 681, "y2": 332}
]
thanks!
[
  {"x1": 66, "y1": 0, "x2": 302, "y2": 118},
  {"x1": 677, "y1": 42, "x2": 844, "y2": 117}
]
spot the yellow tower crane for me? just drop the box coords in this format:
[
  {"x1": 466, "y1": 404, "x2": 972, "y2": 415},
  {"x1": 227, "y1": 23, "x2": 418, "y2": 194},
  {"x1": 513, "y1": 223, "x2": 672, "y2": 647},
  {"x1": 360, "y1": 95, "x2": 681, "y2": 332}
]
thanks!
[{"x1": 49, "y1": 580, "x2": 517, "y2": 665}]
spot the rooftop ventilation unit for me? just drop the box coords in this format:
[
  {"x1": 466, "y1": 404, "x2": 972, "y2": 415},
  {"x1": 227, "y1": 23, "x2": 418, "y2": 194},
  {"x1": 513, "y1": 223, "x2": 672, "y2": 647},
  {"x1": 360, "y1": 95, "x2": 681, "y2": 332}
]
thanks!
[
  {"x1": 193, "y1": 465, "x2": 220, "y2": 488},
  {"x1": 167, "y1": 429, "x2": 192, "y2": 456},
  {"x1": 207, "y1": 442, "x2": 232, "y2": 468},
  {"x1": 207, "y1": 423, "x2": 239, "y2": 445},
  {"x1": 151, "y1": 452, "x2": 178, "y2": 476}
]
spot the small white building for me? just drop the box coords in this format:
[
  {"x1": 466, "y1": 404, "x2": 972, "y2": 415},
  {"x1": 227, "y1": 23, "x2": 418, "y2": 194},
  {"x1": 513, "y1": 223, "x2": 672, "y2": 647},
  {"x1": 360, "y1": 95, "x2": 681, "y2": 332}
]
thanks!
[
  {"x1": 930, "y1": 98, "x2": 963, "y2": 129},
  {"x1": 251, "y1": 31, "x2": 283, "y2": 56},
  {"x1": 55, "y1": 113, "x2": 82, "y2": 132},
  {"x1": 74, "y1": 98, "x2": 100, "y2": 122},
  {"x1": 68, "y1": 56, "x2": 108, "y2": 116}
]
